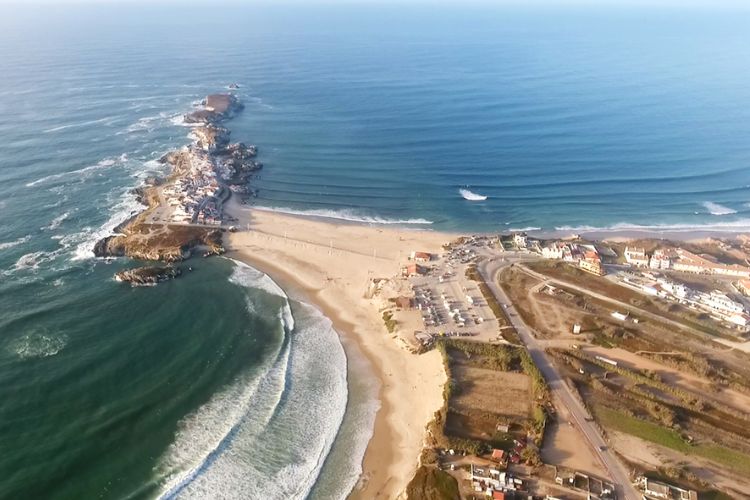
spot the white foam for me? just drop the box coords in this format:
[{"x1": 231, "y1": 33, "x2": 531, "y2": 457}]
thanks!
[
  {"x1": 158, "y1": 300, "x2": 348, "y2": 500},
  {"x1": 459, "y1": 188, "x2": 488, "y2": 201},
  {"x1": 703, "y1": 201, "x2": 737, "y2": 216},
  {"x1": 43, "y1": 212, "x2": 71, "y2": 231},
  {"x1": 70, "y1": 187, "x2": 145, "y2": 261},
  {"x1": 554, "y1": 218, "x2": 750, "y2": 234},
  {"x1": 251, "y1": 206, "x2": 433, "y2": 225},
  {"x1": 26, "y1": 157, "x2": 119, "y2": 187},
  {"x1": 42, "y1": 116, "x2": 118, "y2": 134},
  {"x1": 170, "y1": 114, "x2": 202, "y2": 128},
  {"x1": 7, "y1": 331, "x2": 68, "y2": 359},
  {"x1": 121, "y1": 112, "x2": 171, "y2": 134},
  {"x1": 0, "y1": 235, "x2": 31, "y2": 251},
  {"x1": 9, "y1": 251, "x2": 55, "y2": 272},
  {"x1": 229, "y1": 259, "x2": 294, "y2": 331},
  {"x1": 508, "y1": 226, "x2": 541, "y2": 232}
]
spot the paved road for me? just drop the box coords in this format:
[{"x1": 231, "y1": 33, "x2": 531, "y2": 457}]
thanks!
[{"x1": 477, "y1": 257, "x2": 641, "y2": 500}]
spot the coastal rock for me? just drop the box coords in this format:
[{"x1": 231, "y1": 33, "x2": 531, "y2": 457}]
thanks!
[
  {"x1": 94, "y1": 226, "x2": 223, "y2": 262},
  {"x1": 115, "y1": 265, "x2": 181, "y2": 286},
  {"x1": 192, "y1": 125, "x2": 230, "y2": 152},
  {"x1": 184, "y1": 93, "x2": 244, "y2": 124}
]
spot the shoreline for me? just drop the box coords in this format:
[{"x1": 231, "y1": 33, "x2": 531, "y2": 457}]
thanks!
[{"x1": 224, "y1": 198, "x2": 450, "y2": 499}]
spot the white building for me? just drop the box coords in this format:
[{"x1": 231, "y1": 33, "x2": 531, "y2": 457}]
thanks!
[{"x1": 624, "y1": 246, "x2": 649, "y2": 267}]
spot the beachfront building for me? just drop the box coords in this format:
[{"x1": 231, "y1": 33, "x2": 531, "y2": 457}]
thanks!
[
  {"x1": 673, "y1": 249, "x2": 750, "y2": 278},
  {"x1": 410, "y1": 251, "x2": 432, "y2": 263},
  {"x1": 579, "y1": 251, "x2": 604, "y2": 276},
  {"x1": 513, "y1": 232, "x2": 528, "y2": 249},
  {"x1": 541, "y1": 242, "x2": 566, "y2": 259},
  {"x1": 624, "y1": 246, "x2": 649, "y2": 267},
  {"x1": 402, "y1": 263, "x2": 427, "y2": 277},
  {"x1": 649, "y1": 248, "x2": 674, "y2": 270}
]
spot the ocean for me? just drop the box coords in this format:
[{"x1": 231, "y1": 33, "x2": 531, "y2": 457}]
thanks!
[{"x1": 0, "y1": 2, "x2": 749, "y2": 499}]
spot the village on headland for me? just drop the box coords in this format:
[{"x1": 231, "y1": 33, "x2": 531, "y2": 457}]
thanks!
[
  {"x1": 94, "y1": 91, "x2": 260, "y2": 279},
  {"x1": 96, "y1": 91, "x2": 750, "y2": 499}
]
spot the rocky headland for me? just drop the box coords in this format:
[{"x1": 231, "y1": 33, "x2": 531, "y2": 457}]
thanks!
[{"x1": 94, "y1": 91, "x2": 259, "y2": 263}]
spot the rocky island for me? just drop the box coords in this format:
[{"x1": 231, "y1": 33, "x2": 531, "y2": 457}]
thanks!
[
  {"x1": 115, "y1": 265, "x2": 182, "y2": 286},
  {"x1": 95, "y1": 92, "x2": 260, "y2": 262}
]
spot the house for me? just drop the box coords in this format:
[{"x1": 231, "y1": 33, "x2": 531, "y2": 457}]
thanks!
[
  {"x1": 624, "y1": 246, "x2": 649, "y2": 267},
  {"x1": 673, "y1": 249, "x2": 750, "y2": 278},
  {"x1": 513, "y1": 232, "x2": 528, "y2": 249},
  {"x1": 410, "y1": 251, "x2": 432, "y2": 263},
  {"x1": 541, "y1": 242, "x2": 566, "y2": 259},
  {"x1": 401, "y1": 263, "x2": 427, "y2": 277},
  {"x1": 579, "y1": 251, "x2": 604, "y2": 276},
  {"x1": 641, "y1": 478, "x2": 698, "y2": 500},
  {"x1": 649, "y1": 248, "x2": 673, "y2": 270},
  {"x1": 491, "y1": 448, "x2": 506, "y2": 462}
]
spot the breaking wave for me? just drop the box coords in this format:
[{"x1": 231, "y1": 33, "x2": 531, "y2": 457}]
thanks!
[
  {"x1": 44, "y1": 212, "x2": 71, "y2": 231},
  {"x1": 703, "y1": 201, "x2": 737, "y2": 216},
  {"x1": 70, "y1": 182, "x2": 145, "y2": 261},
  {"x1": 554, "y1": 219, "x2": 750, "y2": 234},
  {"x1": 252, "y1": 206, "x2": 433, "y2": 225},
  {"x1": 156, "y1": 261, "x2": 348, "y2": 500},
  {"x1": 459, "y1": 188, "x2": 488, "y2": 201},
  {"x1": 25, "y1": 156, "x2": 125, "y2": 188},
  {"x1": 0, "y1": 235, "x2": 31, "y2": 251}
]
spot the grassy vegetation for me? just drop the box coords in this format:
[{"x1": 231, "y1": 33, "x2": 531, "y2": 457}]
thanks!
[
  {"x1": 430, "y1": 339, "x2": 549, "y2": 455},
  {"x1": 405, "y1": 466, "x2": 460, "y2": 500},
  {"x1": 595, "y1": 407, "x2": 750, "y2": 477},
  {"x1": 382, "y1": 311, "x2": 397, "y2": 333}
]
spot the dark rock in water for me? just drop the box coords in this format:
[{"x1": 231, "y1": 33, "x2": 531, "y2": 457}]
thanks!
[{"x1": 115, "y1": 265, "x2": 181, "y2": 286}]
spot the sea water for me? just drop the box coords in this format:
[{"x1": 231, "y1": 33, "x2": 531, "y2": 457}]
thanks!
[{"x1": 1, "y1": 3, "x2": 749, "y2": 498}]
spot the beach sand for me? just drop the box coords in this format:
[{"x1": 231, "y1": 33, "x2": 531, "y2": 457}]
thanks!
[{"x1": 224, "y1": 199, "x2": 450, "y2": 499}]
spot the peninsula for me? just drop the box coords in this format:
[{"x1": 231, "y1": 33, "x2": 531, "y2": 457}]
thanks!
[{"x1": 94, "y1": 93, "x2": 258, "y2": 261}]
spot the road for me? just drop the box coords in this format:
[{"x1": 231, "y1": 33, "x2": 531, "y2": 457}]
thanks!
[{"x1": 477, "y1": 256, "x2": 641, "y2": 500}]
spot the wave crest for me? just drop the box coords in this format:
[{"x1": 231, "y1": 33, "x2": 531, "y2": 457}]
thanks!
[
  {"x1": 703, "y1": 201, "x2": 737, "y2": 216},
  {"x1": 459, "y1": 188, "x2": 488, "y2": 201},
  {"x1": 252, "y1": 206, "x2": 433, "y2": 225}
]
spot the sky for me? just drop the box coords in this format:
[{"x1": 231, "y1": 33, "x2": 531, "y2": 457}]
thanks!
[{"x1": 1, "y1": 0, "x2": 749, "y2": 6}]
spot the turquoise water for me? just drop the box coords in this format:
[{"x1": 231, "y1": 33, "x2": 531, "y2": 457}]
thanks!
[{"x1": 1, "y1": 3, "x2": 750, "y2": 499}]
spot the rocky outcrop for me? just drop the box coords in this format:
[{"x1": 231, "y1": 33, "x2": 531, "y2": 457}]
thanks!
[
  {"x1": 192, "y1": 125, "x2": 230, "y2": 152},
  {"x1": 94, "y1": 226, "x2": 224, "y2": 262},
  {"x1": 184, "y1": 93, "x2": 244, "y2": 124},
  {"x1": 115, "y1": 265, "x2": 181, "y2": 286}
]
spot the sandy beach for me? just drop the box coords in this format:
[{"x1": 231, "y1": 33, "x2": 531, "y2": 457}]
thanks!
[{"x1": 224, "y1": 199, "x2": 451, "y2": 499}]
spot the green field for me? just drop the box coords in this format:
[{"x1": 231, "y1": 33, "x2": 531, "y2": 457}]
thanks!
[{"x1": 596, "y1": 407, "x2": 750, "y2": 477}]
